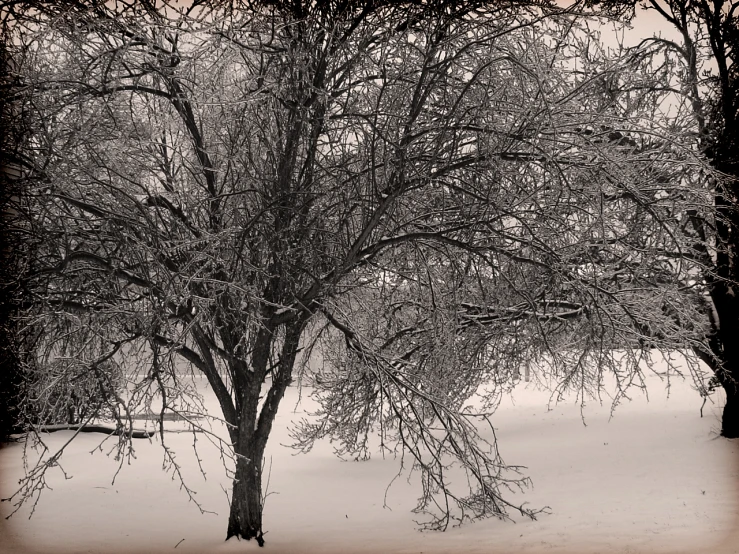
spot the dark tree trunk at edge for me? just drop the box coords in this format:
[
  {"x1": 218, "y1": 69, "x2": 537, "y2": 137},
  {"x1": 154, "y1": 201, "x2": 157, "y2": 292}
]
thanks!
[
  {"x1": 721, "y1": 382, "x2": 739, "y2": 438},
  {"x1": 721, "y1": 372, "x2": 739, "y2": 439},
  {"x1": 709, "y1": 281, "x2": 739, "y2": 439},
  {"x1": 699, "y1": 71, "x2": 739, "y2": 436}
]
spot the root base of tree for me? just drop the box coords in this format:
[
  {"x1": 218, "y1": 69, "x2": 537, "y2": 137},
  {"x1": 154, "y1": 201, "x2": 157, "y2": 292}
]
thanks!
[{"x1": 225, "y1": 528, "x2": 265, "y2": 547}]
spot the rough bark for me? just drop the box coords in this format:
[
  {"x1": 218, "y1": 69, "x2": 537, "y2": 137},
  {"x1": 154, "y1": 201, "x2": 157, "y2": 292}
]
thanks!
[
  {"x1": 227, "y1": 443, "x2": 265, "y2": 546},
  {"x1": 225, "y1": 321, "x2": 305, "y2": 545}
]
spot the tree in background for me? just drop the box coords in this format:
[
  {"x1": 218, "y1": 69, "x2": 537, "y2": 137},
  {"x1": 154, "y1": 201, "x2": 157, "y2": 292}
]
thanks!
[
  {"x1": 588, "y1": 0, "x2": 739, "y2": 437},
  {"x1": 1, "y1": 0, "x2": 717, "y2": 544},
  {"x1": 0, "y1": 28, "x2": 25, "y2": 443},
  {"x1": 647, "y1": 0, "x2": 739, "y2": 438}
]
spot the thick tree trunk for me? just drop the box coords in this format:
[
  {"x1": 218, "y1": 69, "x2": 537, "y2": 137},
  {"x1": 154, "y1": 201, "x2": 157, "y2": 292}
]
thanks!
[
  {"x1": 710, "y1": 305, "x2": 739, "y2": 438},
  {"x1": 224, "y1": 319, "x2": 306, "y2": 546},
  {"x1": 709, "y1": 272, "x2": 739, "y2": 438},
  {"x1": 710, "y1": 116, "x2": 739, "y2": 437},
  {"x1": 720, "y1": 377, "x2": 739, "y2": 439},
  {"x1": 694, "y1": 342, "x2": 739, "y2": 438},
  {"x1": 226, "y1": 448, "x2": 265, "y2": 546}
]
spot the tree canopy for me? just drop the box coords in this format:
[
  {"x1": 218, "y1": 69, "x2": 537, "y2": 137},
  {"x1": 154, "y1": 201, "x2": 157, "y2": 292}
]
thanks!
[{"x1": 0, "y1": 0, "x2": 726, "y2": 544}]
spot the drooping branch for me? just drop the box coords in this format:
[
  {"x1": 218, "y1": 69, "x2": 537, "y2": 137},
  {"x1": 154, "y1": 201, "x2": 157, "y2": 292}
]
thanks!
[{"x1": 302, "y1": 306, "x2": 544, "y2": 529}]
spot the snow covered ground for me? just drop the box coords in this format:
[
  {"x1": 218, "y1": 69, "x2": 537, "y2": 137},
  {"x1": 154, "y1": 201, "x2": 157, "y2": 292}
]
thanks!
[{"x1": 1, "y1": 361, "x2": 737, "y2": 554}]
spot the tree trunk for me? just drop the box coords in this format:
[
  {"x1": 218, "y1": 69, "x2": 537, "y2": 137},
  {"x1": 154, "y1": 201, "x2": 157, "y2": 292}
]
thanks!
[
  {"x1": 224, "y1": 320, "x2": 305, "y2": 545},
  {"x1": 226, "y1": 447, "x2": 265, "y2": 546},
  {"x1": 720, "y1": 376, "x2": 739, "y2": 439},
  {"x1": 710, "y1": 113, "x2": 739, "y2": 437},
  {"x1": 710, "y1": 279, "x2": 739, "y2": 438}
]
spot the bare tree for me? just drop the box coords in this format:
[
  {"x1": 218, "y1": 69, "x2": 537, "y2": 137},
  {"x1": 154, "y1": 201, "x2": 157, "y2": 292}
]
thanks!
[
  {"x1": 1, "y1": 0, "x2": 716, "y2": 544},
  {"x1": 646, "y1": 0, "x2": 739, "y2": 438},
  {"x1": 589, "y1": 0, "x2": 739, "y2": 437}
]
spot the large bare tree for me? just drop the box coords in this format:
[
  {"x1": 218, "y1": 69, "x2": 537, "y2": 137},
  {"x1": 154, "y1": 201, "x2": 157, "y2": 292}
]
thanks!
[
  {"x1": 1, "y1": 0, "x2": 716, "y2": 544},
  {"x1": 589, "y1": 0, "x2": 739, "y2": 438},
  {"x1": 642, "y1": 0, "x2": 739, "y2": 439}
]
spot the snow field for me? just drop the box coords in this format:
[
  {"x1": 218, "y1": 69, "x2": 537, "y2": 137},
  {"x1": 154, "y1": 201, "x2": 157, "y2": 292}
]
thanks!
[{"x1": 1, "y1": 365, "x2": 737, "y2": 554}]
